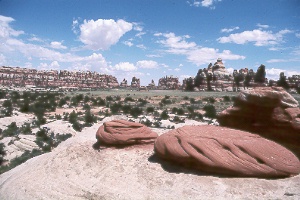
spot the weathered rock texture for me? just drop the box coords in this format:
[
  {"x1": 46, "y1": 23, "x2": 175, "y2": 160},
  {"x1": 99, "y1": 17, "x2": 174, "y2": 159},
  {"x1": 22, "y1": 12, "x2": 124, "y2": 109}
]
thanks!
[
  {"x1": 218, "y1": 87, "x2": 300, "y2": 156},
  {"x1": 154, "y1": 125, "x2": 300, "y2": 178},
  {"x1": 1, "y1": 120, "x2": 300, "y2": 199},
  {"x1": 96, "y1": 120, "x2": 158, "y2": 145}
]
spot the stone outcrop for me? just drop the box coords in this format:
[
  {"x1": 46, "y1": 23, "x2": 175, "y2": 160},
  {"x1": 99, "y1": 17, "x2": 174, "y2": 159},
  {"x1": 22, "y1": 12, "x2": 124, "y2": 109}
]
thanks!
[
  {"x1": 218, "y1": 87, "x2": 300, "y2": 156},
  {"x1": 158, "y1": 76, "x2": 181, "y2": 90},
  {"x1": 0, "y1": 66, "x2": 119, "y2": 90},
  {"x1": 96, "y1": 120, "x2": 158, "y2": 145},
  {"x1": 154, "y1": 125, "x2": 300, "y2": 178}
]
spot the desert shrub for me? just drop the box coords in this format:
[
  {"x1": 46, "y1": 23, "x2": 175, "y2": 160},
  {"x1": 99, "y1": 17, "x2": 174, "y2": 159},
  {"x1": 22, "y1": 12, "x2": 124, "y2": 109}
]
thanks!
[
  {"x1": 0, "y1": 142, "x2": 6, "y2": 165},
  {"x1": 177, "y1": 108, "x2": 185, "y2": 115},
  {"x1": 173, "y1": 116, "x2": 185, "y2": 123},
  {"x1": 161, "y1": 97, "x2": 172, "y2": 105},
  {"x1": 190, "y1": 98, "x2": 196, "y2": 104},
  {"x1": 19, "y1": 99, "x2": 30, "y2": 113},
  {"x1": 83, "y1": 103, "x2": 91, "y2": 110},
  {"x1": 203, "y1": 104, "x2": 217, "y2": 118},
  {"x1": 223, "y1": 95, "x2": 231, "y2": 102},
  {"x1": 0, "y1": 90, "x2": 7, "y2": 99},
  {"x1": 140, "y1": 119, "x2": 152, "y2": 127},
  {"x1": 171, "y1": 107, "x2": 178, "y2": 114},
  {"x1": 20, "y1": 123, "x2": 32, "y2": 135},
  {"x1": 0, "y1": 149, "x2": 43, "y2": 174},
  {"x1": 2, "y1": 99, "x2": 13, "y2": 117},
  {"x1": 160, "y1": 110, "x2": 169, "y2": 120},
  {"x1": 203, "y1": 97, "x2": 216, "y2": 104},
  {"x1": 124, "y1": 96, "x2": 135, "y2": 102},
  {"x1": 137, "y1": 98, "x2": 148, "y2": 106},
  {"x1": 72, "y1": 122, "x2": 82, "y2": 132},
  {"x1": 84, "y1": 109, "x2": 97, "y2": 126},
  {"x1": 55, "y1": 114, "x2": 62, "y2": 120},
  {"x1": 183, "y1": 96, "x2": 189, "y2": 100},
  {"x1": 96, "y1": 97, "x2": 106, "y2": 106},
  {"x1": 2, "y1": 122, "x2": 19, "y2": 137},
  {"x1": 115, "y1": 96, "x2": 121, "y2": 101},
  {"x1": 130, "y1": 107, "x2": 143, "y2": 118},
  {"x1": 122, "y1": 104, "x2": 132, "y2": 114},
  {"x1": 153, "y1": 121, "x2": 162, "y2": 128},
  {"x1": 69, "y1": 111, "x2": 78, "y2": 124},
  {"x1": 146, "y1": 106, "x2": 155, "y2": 113},
  {"x1": 106, "y1": 96, "x2": 113, "y2": 101},
  {"x1": 84, "y1": 95, "x2": 90, "y2": 103},
  {"x1": 187, "y1": 106, "x2": 194, "y2": 114},
  {"x1": 110, "y1": 103, "x2": 122, "y2": 114},
  {"x1": 58, "y1": 98, "x2": 67, "y2": 107}
]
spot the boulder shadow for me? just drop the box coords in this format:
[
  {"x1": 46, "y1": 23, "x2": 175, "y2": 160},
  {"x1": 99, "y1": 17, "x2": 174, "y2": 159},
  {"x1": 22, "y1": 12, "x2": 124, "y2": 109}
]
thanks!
[{"x1": 148, "y1": 153, "x2": 232, "y2": 178}]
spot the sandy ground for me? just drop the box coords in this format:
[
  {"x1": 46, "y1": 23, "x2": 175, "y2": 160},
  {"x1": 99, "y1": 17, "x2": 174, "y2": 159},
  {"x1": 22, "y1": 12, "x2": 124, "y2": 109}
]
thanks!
[{"x1": 0, "y1": 116, "x2": 299, "y2": 200}]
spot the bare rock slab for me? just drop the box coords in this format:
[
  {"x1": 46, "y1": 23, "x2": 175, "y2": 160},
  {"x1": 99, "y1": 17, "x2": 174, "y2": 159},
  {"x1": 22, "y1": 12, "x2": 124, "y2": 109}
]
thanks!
[
  {"x1": 154, "y1": 125, "x2": 300, "y2": 178},
  {"x1": 96, "y1": 120, "x2": 158, "y2": 145}
]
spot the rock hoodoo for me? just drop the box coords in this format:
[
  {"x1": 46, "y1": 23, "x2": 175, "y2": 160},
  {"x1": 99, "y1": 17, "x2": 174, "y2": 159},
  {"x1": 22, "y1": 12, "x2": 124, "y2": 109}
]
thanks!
[
  {"x1": 217, "y1": 87, "x2": 300, "y2": 153},
  {"x1": 154, "y1": 125, "x2": 300, "y2": 178},
  {"x1": 96, "y1": 120, "x2": 158, "y2": 145}
]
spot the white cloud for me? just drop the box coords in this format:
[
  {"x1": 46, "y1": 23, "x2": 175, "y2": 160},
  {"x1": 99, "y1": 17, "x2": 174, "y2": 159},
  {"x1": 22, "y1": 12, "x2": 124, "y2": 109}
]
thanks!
[
  {"x1": 78, "y1": 19, "x2": 132, "y2": 50},
  {"x1": 217, "y1": 29, "x2": 292, "y2": 46},
  {"x1": 174, "y1": 68, "x2": 180, "y2": 71},
  {"x1": 187, "y1": 0, "x2": 221, "y2": 8},
  {"x1": 266, "y1": 68, "x2": 300, "y2": 80},
  {"x1": 221, "y1": 26, "x2": 239, "y2": 33},
  {"x1": 257, "y1": 23, "x2": 269, "y2": 29},
  {"x1": 146, "y1": 54, "x2": 162, "y2": 58},
  {"x1": 0, "y1": 53, "x2": 6, "y2": 64},
  {"x1": 266, "y1": 59, "x2": 286, "y2": 63},
  {"x1": 0, "y1": 15, "x2": 24, "y2": 39},
  {"x1": 136, "y1": 44, "x2": 146, "y2": 50},
  {"x1": 123, "y1": 41, "x2": 134, "y2": 47},
  {"x1": 50, "y1": 61, "x2": 60, "y2": 69},
  {"x1": 135, "y1": 32, "x2": 146, "y2": 38},
  {"x1": 156, "y1": 32, "x2": 245, "y2": 66},
  {"x1": 136, "y1": 60, "x2": 159, "y2": 69},
  {"x1": 113, "y1": 62, "x2": 137, "y2": 71},
  {"x1": 296, "y1": 33, "x2": 300, "y2": 38},
  {"x1": 50, "y1": 41, "x2": 67, "y2": 49}
]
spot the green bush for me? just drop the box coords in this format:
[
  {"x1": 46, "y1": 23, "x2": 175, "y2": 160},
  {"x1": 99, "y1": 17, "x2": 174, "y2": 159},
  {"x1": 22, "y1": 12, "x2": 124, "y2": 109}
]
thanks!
[
  {"x1": 223, "y1": 95, "x2": 231, "y2": 102},
  {"x1": 124, "y1": 96, "x2": 135, "y2": 102},
  {"x1": 203, "y1": 104, "x2": 217, "y2": 118},
  {"x1": 160, "y1": 110, "x2": 169, "y2": 120},
  {"x1": 146, "y1": 106, "x2": 155, "y2": 113},
  {"x1": 2, "y1": 122, "x2": 19, "y2": 137},
  {"x1": 130, "y1": 107, "x2": 143, "y2": 118},
  {"x1": 122, "y1": 104, "x2": 132, "y2": 114}
]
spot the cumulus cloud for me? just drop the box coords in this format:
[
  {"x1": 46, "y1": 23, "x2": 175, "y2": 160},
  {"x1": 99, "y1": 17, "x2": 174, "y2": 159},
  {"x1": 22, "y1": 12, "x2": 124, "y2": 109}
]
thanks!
[
  {"x1": 0, "y1": 15, "x2": 24, "y2": 39},
  {"x1": 78, "y1": 19, "x2": 132, "y2": 50},
  {"x1": 266, "y1": 68, "x2": 300, "y2": 80},
  {"x1": 156, "y1": 32, "x2": 245, "y2": 66},
  {"x1": 50, "y1": 41, "x2": 67, "y2": 49},
  {"x1": 187, "y1": 0, "x2": 221, "y2": 8},
  {"x1": 136, "y1": 60, "x2": 159, "y2": 69},
  {"x1": 257, "y1": 23, "x2": 269, "y2": 29},
  {"x1": 221, "y1": 26, "x2": 239, "y2": 33},
  {"x1": 123, "y1": 41, "x2": 134, "y2": 47},
  {"x1": 113, "y1": 62, "x2": 137, "y2": 71},
  {"x1": 217, "y1": 29, "x2": 292, "y2": 46},
  {"x1": 136, "y1": 44, "x2": 146, "y2": 50},
  {"x1": 0, "y1": 53, "x2": 6, "y2": 64}
]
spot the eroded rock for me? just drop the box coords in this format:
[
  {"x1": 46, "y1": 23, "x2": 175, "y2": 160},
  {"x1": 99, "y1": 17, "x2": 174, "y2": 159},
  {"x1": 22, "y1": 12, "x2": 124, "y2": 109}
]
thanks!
[
  {"x1": 154, "y1": 125, "x2": 300, "y2": 178},
  {"x1": 96, "y1": 120, "x2": 158, "y2": 145},
  {"x1": 218, "y1": 87, "x2": 300, "y2": 156}
]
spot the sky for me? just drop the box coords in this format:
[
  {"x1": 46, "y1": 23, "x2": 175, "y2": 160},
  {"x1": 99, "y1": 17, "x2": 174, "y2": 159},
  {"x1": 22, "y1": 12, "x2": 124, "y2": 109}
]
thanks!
[{"x1": 0, "y1": 0, "x2": 300, "y2": 86}]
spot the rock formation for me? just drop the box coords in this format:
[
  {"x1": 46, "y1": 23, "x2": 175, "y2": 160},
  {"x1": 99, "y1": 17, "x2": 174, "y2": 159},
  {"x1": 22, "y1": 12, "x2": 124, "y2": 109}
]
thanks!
[
  {"x1": 96, "y1": 120, "x2": 158, "y2": 145},
  {"x1": 130, "y1": 76, "x2": 140, "y2": 88},
  {"x1": 154, "y1": 125, "x2": 300, "y2": 178},
  {"x1": 0, "y1": 66, "x2": 119, "y2": 90},
  {"x1": 158, "y1": 76, "x2": 181, "y2": 89},
  {"x1": 218, "y1": 87, "x2": 300, "y2": 156}
]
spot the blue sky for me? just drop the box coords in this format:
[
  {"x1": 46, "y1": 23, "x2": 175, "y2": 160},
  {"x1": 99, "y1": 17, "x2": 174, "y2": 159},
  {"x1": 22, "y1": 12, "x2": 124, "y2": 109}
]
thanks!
[{"x1": 0, "y1": 0, "x2": 300, "y2": 85}]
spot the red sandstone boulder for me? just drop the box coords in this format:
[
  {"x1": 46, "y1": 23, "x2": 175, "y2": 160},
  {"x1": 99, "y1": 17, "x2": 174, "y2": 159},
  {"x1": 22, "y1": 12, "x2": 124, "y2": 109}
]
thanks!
[
  {"x1": 218, "y1": 87, "x2": 300, "y2": 155},
  {"x1": 154, "y1": 125, "x2": 300, "y2": 178},
  {"x1": 96, "y1": 120, "x2": 158, "y2": 145}
]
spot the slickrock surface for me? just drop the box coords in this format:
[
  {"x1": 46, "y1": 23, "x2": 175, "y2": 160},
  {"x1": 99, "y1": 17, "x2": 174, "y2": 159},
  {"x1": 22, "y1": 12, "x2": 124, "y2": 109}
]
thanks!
[
  {"x1": 1, "y1": 120, "x2": 300, "y2": 199},
  {"x1": 154, "y1": 125, "x2": 300, "y2": 178},
  {"x1": 96, "y1": 120, "x2": 158, "y2": 145},
  {"x1": 218, "y1": 87, "x2": 300, "y2": 156}
]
